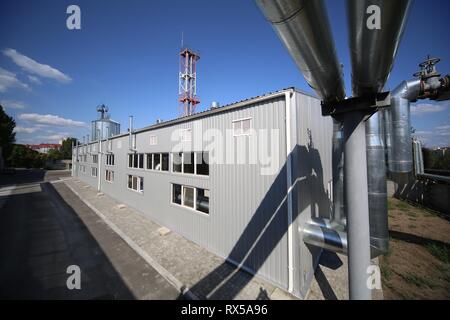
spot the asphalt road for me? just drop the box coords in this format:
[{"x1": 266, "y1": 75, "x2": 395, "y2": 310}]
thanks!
[{"x1": 0, "y1": 169, "x2": 180, "y2": 299}]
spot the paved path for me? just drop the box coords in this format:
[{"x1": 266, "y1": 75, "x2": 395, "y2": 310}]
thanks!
[
  {"x1": 0, "y1": 170, "x2": 180, "y2": 299},
  {"x1": 63, "y1": 177, "x2": 284, "y2": 300}
]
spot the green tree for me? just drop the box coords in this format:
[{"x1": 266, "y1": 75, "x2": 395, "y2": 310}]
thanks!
[
  {"x1": 0, "y1": 105, "x2": 16, "y2": 159},
  {"x1": 60, "y1": 137, "x2": 78, "y2": 159},
  {"x1": 7, "y1": 144, "x2": 44, "y2": 168},
  {"x1": 47, "y1": 148, "x2": 64, "y2": 161}
]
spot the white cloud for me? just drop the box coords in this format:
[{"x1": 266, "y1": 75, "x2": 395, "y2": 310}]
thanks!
[
  {"x1": 3, "y1": 48, "x2": 72, "y2": 84},
  {"x1": 411, "y1": 102, "x2": 449, "y2": 116},
  {"x1": 14, "y1": 126, "x2": 38, "y2": 134},
  {"x1": 0, "y1": 100, "x2": 26, "y2": 110},
  {"x1": 0, "y1": 67, "x2": 30, "y2": 92},
  {"x1": 18, "y1": 113, "x2": 87, "y2": 127},
  {"x1": 436, "y1": 124, "x2": 450, "y2": 131},
  {"x1": 27, "y1": 75, "x2": 42, "y2": 85}
]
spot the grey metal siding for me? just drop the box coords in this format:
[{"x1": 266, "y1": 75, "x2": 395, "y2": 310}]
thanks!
[
  {"x1": 291, "y1": 91, "x2": 333, "y2": 297},
  {"x1": 73, "y1": 89, "x2": 333, "y2": 296}
]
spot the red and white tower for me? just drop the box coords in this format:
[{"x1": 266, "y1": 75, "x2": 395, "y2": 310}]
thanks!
[{"x1": 179, "y1": 48, "x2": 200, "y2": 116}]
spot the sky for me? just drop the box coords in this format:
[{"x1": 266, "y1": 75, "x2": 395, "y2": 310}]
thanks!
[{"x1": 0, "y1": 0, "x2": 449, "y2": 147}]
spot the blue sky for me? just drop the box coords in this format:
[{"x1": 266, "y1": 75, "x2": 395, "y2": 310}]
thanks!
[{"x1": 0, "y1": 0, "x2": 449, "y2": 147}]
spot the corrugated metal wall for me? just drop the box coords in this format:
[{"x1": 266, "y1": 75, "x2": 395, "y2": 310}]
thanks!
[{"x1": 73, "y1": 89, "x2": 333, "y2": 297}]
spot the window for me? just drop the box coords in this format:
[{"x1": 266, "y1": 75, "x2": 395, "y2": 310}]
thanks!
[
  {"x1": 180, "y1": 129, "x2": 192, "y2": 142},
  {"x1": 146, "y1": 154, "x2": 153, "y2": 170},
  {"x1": 127, "y1": 174, "x2": 144, "y2": 193},
  {"x1": 105, "y1": 169, "x2": 114, "y2": 182},
  {"x1": 91, "y1": 167, "x2": 98, "y2": 177},
  {"x1": 83, "y1": 155, "x2": 87, "y2": 162},
  {"x1": 183, "y1": 152, "x2": 195, "y2": 174},
  {"x1": 196, "y1": 188, "x2": 210, "y2": 214},
  {"x1": 171, "y1": 151, "x2": 209, "y2": 176},
  {"x1": 150, "y1": 135, "x2": 157, "y2": 145},
  {"x1": 196, "y1": 152, "x2": 209, "y2": 176},
  {"x1": 233, "y1": 118, "x2": 252, "y2": 136},
  {"x1": 145, "y1": 153, "x2": 169, "y2": 172},
  {"x1": 138, "y1": 154, "x2": 144, "y2": 169},
  {"x1": 171, "y1": 184, "x2": 209, "y2": 215},
  {"x1": 154, "y1": 153, "x2": 161, "y2": 170},
  {"x1": 172, "y1": 152, "x2": 182, "y2": 172},
  {"x1": 161, "y1": 153, "x2": 169, "y2": 171},
  {"x1": 172, "y1": 184, "x2": 182, "y2": 205},
  {"x1": 128, "y1": 153, "x2": 144, "y2": 169},
  {"x1": 106, "y1": 154, "x2": 115, "y2": 166},
  {"x1": 183, "y1": 186, "x2": 194, "y2": 208}
]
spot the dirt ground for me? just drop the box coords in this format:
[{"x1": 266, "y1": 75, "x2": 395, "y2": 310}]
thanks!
[{"x1": 380, "y1": 197, "x2": 450, "y2": 299}]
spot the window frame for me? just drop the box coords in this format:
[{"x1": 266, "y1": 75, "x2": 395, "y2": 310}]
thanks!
[
  {"x1": 171, "y1": 183, "x2": 210, "y2": 216},
  {"x1": 232, "y1": 117, "x2": 252, "y2": 137},
  {"x1": 127, "y1": 174, "x2": 144, "y2": 193},
  {"x1": 105, "y1": 169, "x2": 114, "y2": 183}
]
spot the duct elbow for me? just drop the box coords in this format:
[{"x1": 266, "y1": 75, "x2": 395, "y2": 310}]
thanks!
[{"x1": 387, "y1": 79, "x2": 421, "y2": 173}]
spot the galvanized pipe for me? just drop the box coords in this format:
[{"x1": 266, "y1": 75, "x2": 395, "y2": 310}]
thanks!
[
  {"x1": 388, "y1": 79, "x2": 421, "y2": 173},
  {"x1": 332, "y1": 120, "x2": 345, "y2": 227},
  {"x1": 303, "y1": 220, "x2": 348, "y2": 255},
  {"x1": 343, "y1": 111, "x2": 372, "y2": 300},
  {"x1": 347, "y1": 0, "x2": 412, "y2": 96},
  {"x1": 347, "y1": 0, "x2": 412, "y2": 259},
  {"x1": 366, "y1": 112, "x2": 389, "y2": 257},
  {"x1": 255, "y1": 0, "x2": 345, "y2": 102}
]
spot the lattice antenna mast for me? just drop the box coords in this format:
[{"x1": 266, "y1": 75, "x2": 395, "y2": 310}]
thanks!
[{"x1": 178, "y1": 48, "x2": 200, "y2": 116}]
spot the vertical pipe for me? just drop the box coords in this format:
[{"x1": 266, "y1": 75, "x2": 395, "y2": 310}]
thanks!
[
  {"x1": 366, "y1": 112, "x2": 389, "y2": 256},
  {"x1": 343, "y1": 111, "x2": 372, "y2": 300},
  {"x1": 129, "y1": 116, "x2": 134, "y2": 150},
  {"x1": 97, "y1": 129, "x2": 102, "y2": 191},
  {"x1": 332, "y1": 119, "x2": 345, "y2": 227},
  {"x1": 285, "y1": 91, "x2": 294, "y2": 292}
]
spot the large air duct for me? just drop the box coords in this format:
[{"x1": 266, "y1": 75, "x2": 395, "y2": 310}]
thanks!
[
  {"x1": 388, "y1": 79, "x2": 421, "y2": 173},
  {"x1": 255, "y1": 0, "x2": 345, "y2": 102},
  {"x1": 347, "y1": 0, "x2": 412, "y2": 96},
  {"x1": 256, "y1": 0, "x2": 346, "y2": 232},
  {"x1": 347, "y1": 0, "x2": 412, "y2": 257}
]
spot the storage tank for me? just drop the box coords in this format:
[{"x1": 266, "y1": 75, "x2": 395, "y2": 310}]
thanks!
[{"x1": 91, "y1": 104, "x2": 120, "y2": 141}]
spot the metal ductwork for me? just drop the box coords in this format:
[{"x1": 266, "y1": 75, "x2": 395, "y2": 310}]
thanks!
[
  {"x1": 255, "y1": 0, "x2": 345, "y2": 102},
  {"x1": 256, "y1": 0, "x2": 346, "y2": 237},
  {"x1": 347, "y1": 0, "x2": 412, "y2": 257},
  {"x1": 388, "y1": 79, "x2": 421, "y2": 173},
  {"x1": 347, "y1": 0, "x2": 412, "y2": 96}
]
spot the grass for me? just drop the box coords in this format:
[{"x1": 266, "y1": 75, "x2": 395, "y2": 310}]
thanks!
[
  {"x1": 380, "y1": 263, "x2": 393, "y2": 281},
  {"x1": 403, "y1": 273, "x2": 437, "y2": 289},
  {"x1": 426, "y1": 243, "x2": 449, "y2": 264}
]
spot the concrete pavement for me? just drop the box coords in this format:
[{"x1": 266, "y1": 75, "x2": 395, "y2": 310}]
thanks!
[{"x1": 0, "y1": 169, "x2": 180, "y2": 299}]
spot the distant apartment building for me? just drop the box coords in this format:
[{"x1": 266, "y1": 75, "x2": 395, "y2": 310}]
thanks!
[{"x1": 26, "y1": 143, "x2": 61, "y2": 154}]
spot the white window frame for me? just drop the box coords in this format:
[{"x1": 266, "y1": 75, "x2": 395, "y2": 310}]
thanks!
[
  {"x1": 171, "y1": 183, "x2": 210, "y2": 215},
  {"x1": 149, "y1": 135, "x2": 158, "y2": 145},
  {"x1": 106, "y1": 154, "x2": 115, "y2": 166},
  {"x1": 128, "y1": 153, "x2": 144, "y2": 169},
  {"x1": 91, "y1": 166, "x2": 98, "y2": 177},
  {"x1": 127, "y1": 174, "x2": 144, "y2": 193},
  {"x1": 92, "y1": 154, "x2": 98, "y2": 163},
  {"x1": 105, "y1": 169, "x2": 114, "y2": 183},
  {"x1": 180, "y1": 128, "x2": 192, "y2": 142},
  {"x1": 170, "y1": 151, "x2": 209, "y2": 176},
  {"x1": 232, "y1": 117, "x2": 252, "y2": 136}
]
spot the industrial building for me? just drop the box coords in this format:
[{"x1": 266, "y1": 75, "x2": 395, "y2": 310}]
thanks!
[
  {"x1": 72, "y1": 0, "x2": 450, "y2": 300},
  {"x1": 72, "y1": 88, "x2": 333, "y2": 298}
]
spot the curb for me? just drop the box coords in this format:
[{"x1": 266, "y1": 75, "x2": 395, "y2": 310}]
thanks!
[{"x1": 63, "y1": 178, "x2": 199, "y2": 300}]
